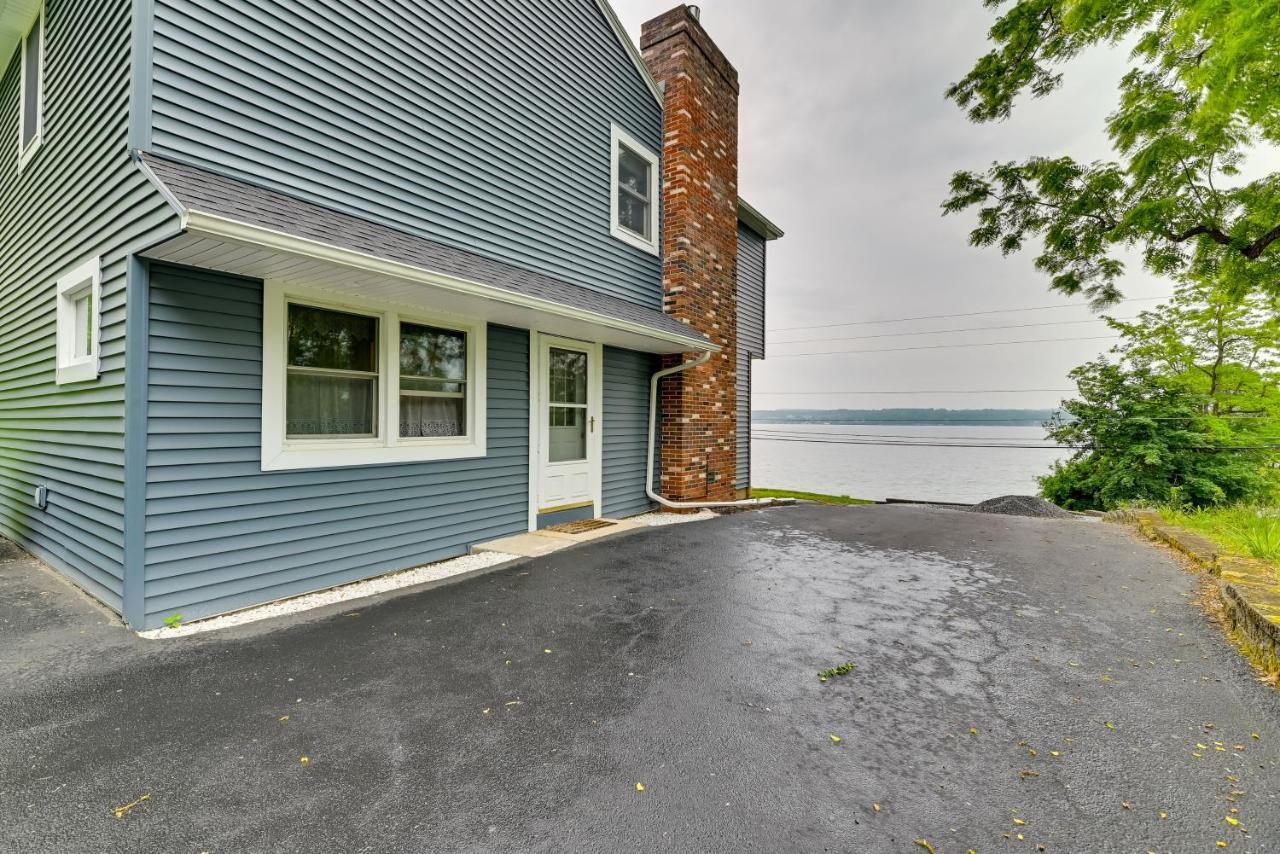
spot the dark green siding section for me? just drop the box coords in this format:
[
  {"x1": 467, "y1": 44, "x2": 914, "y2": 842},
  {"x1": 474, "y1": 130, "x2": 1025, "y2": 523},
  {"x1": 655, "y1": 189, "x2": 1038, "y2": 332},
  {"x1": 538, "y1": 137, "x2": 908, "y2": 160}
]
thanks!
[
  {"x1": 0, "y1": 0, "x2": 178, "y2": 611},
  {"x1": 736, "y1": 225, "x2": 767, "y2": 489},
  {"x1": 602, "y1": 346, "x2": 655, "y2": 517},
  {"x1": 143, "y1": 265, "x2": 530, "y2": 628},
  {"x1": 148, "y1": 0, "x2": 664, "y2": 308}
]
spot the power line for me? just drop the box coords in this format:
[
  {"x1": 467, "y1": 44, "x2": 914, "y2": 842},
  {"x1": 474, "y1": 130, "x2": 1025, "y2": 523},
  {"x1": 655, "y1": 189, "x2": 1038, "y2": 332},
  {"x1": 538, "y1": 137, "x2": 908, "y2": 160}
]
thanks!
[
  {"x1": 766, "y1": 297, "x2": 1166, "y2": 333},
  {"x1": 753, "y1": 388, "x2": 1076, "y2": 395},
  {"x1": 767, "y1": 335, "x2": 1120, "y2": 358},
  {"x1": 768, "y1": 316, "x2": 1136, "y2": 346},
  {"x1": 752, "y1": 435, "x2": 1280, "y2": 452}
]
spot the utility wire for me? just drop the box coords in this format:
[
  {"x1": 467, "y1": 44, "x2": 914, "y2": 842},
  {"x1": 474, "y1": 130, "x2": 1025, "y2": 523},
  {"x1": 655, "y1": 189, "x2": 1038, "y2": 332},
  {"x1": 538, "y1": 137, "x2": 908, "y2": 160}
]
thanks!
[
  {"x1": 767, "y1": 297, "x2": 1166, "y2": 333},
  {"x1": 767, "y1": 335, "x2": 1120, "y2": 358},
  {"x1": 753, "y1": 388, "x2": 1077, "y2": 395},
  {"x1": 768, "y1": 316, "x2": 1136, "y2": 346},
  {"x1": 752, "y1": 435, "x2": 1280, "y2": 452}
]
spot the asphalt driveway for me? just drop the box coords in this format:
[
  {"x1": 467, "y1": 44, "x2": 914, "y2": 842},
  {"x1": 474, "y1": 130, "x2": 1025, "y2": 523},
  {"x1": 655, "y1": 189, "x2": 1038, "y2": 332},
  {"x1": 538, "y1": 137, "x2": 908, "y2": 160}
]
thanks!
[{"x1": 2, "y1": 505, "x2": 1278, "y2": 852}]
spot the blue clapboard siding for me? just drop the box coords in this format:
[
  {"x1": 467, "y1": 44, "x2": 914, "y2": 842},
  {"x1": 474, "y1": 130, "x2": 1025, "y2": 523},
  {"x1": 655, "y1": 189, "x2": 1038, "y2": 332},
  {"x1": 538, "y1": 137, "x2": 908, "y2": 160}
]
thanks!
[
  {"x1": 735, "y1": 224, "x2": 768, "y2": 489},
  {"x1": 147, "y1": 0, "x2": 663, "y2": 310},
  {"x1": 737, "y1": 224, "x2": 767, "y2": 357},
  {"x1": 143, "y1": 264, "x2": 530, "y2": 628},
  {"x1": 0, "y1": 0, "x2": 179, "y2": 612},
  {"x1": 735, "y1": 350, "x2": 751, "y2": 490},
  {"x1": 602, "y1": 346, "x2": 656, "y2": 517}
]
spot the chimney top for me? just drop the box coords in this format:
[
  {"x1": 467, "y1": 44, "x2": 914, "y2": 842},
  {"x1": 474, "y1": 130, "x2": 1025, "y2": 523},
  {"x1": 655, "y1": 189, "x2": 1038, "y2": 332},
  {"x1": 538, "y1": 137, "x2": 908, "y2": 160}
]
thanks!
[{"x1": 640, "y1": 4, "x2": 738, "y2": 91}]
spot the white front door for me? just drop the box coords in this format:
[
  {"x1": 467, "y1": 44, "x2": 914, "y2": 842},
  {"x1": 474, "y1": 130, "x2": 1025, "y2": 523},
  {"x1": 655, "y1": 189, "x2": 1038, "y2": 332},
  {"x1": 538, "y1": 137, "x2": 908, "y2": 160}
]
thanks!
[{"x1": 537, "y1": 336, "x2": 601, "y2": 516}]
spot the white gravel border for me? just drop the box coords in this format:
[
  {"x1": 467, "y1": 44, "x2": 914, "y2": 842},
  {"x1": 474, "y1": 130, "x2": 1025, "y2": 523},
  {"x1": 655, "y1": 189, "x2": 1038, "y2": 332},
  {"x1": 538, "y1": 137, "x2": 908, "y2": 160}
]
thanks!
[
  {"x1": 138, "y1": 550, "x2": 519, "y2": 639},
  {"x1": 629, "y1": 509, "x2": 719, "y2": 526}
]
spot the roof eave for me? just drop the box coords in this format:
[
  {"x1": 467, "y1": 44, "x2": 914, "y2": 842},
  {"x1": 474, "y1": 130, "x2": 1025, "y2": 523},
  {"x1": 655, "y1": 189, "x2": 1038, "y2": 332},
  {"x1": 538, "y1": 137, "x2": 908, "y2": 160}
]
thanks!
[
  {"x1": 737, "y1": 198, "x2": 785, "y2": 241},
  {"x1": 0, "y1": 0, "x2": 41, "y2": 68}
]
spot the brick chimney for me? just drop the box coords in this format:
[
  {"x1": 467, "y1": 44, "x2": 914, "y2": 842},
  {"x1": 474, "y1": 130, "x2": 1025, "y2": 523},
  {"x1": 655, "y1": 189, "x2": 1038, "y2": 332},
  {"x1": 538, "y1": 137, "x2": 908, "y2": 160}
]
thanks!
[{"x1": 641, "y1": 5, "x2": 740, "y2": 503}]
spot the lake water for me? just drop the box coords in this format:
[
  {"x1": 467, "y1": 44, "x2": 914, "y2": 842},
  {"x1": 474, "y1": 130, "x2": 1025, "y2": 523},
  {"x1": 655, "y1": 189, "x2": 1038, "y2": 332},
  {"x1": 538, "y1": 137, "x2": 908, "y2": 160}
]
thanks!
[{"x1": 751, "y1": 423, "x2": 1068, "y2": 504}]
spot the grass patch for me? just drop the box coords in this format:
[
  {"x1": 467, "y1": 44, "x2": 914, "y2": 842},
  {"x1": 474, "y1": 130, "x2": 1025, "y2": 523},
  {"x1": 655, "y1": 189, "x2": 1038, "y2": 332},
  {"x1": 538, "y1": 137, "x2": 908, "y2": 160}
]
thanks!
[
  {"x1": 1159, "y1": 505, "x2": 1280, "y2": 561},
  {"x1": 752, "y1": 488, "x2": 874, "y2": 506}
]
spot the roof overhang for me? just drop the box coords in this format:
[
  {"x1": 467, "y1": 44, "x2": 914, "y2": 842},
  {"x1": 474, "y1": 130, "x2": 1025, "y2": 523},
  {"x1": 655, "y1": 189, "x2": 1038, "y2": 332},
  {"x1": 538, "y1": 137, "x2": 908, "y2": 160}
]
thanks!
[
  {"x1": 136, "y1": 155, "x2": 714, "y2": 356},
  {"x1": 738, "y1": 199, "x2": 785, "y2": 241},
  {"x1": 0, "y1": 0, "x2": 40, "y2": 67}
]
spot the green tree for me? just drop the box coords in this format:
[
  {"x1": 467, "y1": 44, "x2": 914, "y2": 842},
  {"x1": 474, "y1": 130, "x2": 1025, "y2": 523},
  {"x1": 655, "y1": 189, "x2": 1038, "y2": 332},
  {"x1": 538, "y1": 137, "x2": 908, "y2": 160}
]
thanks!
[
  {"x1": 943, "y1": 0, "x2": 1280, "y2": 305},
  {"x1": 1041, "y1": 359, "x2": 1276, "y2": 509},
  {"x1": 1110, "y1": 278, "x2": 1280, "y2": 413},
  {"x1": 1041, "y1": 282, "x2": 1280, "y2": 509}
]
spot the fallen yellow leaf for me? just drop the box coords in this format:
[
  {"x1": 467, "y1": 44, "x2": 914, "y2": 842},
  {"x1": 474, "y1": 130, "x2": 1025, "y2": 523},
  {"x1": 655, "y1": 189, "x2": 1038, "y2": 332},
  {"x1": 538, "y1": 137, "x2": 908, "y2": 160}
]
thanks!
[
  {"x1": 1105, "y1": 721, "x2": 1116, "y2": 730},
  {"x1": 969, "y1": 727, "x2": 978, "y2": 735},
  {"x1": 635, "y1": 782, "x2": 645, "y2": 792},
  {"x1": 1049, "y1": 751, "x2": 1061, "y2": 757},
  {"x1": 873, "y1": 803, "x2": 881, "y2": 812},
  {"x1": 829, "y1": 734, "x2": 842, "y2": 744},
  {"x1": 1159, "y1": 811, "x2": 1168, "y2": 820},
  {"x1": 112, "y1": 793, "x2": 150, "y2": 819},
  {"x1": 278, "y1": 715, "x2": 289, "y2": 722},
  {"x1": 1217, "y1": 842, "x2": 1227, "y2": 849},
  {"x1": 1012, "y1": 818, "x2": 1025, "y2": 826},
  {"x1": 1226, "y1": 816, "x2": 1239, "y2": 826},
  {"x1": 913, "y1": 840, "x2": 935, "y2": 854},
  {"x1": 300, "y1": 756, "x2": 309, "y2": 766},
  {"x1": 1252, "y1": 732, "x2": 1260, "y2": 739}
]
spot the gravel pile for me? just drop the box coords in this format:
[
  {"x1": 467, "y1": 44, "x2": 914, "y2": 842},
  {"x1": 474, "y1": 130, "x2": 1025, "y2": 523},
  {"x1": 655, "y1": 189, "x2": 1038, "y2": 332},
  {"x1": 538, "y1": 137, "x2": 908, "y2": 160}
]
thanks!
[{"x1": 966, "y1": 495, "x2": 1074, "y2": 519}]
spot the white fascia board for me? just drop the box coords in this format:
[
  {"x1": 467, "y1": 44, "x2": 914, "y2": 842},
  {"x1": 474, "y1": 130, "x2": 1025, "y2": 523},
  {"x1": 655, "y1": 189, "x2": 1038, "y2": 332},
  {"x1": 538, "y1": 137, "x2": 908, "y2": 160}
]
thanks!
[{"x1": 182, "y1": 210, "x2": 718, "y2": 354}]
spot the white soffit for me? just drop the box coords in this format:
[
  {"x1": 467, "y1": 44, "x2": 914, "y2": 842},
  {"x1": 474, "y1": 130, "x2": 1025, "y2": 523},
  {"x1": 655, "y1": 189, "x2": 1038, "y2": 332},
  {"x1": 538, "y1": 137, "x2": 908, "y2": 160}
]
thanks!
[
  {"x1": 140, "y1": 227, "x2": 710, "y2": 355},
  {"x1": 0, "y1": 0, "x2": 40, "y2": 67}
]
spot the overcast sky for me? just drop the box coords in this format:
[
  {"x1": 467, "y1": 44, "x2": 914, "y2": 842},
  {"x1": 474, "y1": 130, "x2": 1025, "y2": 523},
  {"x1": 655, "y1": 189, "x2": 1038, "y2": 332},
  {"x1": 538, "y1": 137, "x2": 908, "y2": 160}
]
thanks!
[{"x1": 612, "y1": 0, "x2": 1178, "y2": 411}]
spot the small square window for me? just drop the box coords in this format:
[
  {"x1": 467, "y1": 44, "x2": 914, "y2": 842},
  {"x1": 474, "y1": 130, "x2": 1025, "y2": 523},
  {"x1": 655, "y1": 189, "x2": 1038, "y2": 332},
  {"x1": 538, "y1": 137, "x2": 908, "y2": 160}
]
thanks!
[
  {"x1": 55, "y1": 258, "x2": 101, "y2": 385},
  {"x1": 609, "y1": 124, "x2": 660, "y2": 254},
  {"x1": 18, "y1": 6, "x2": 45, "y2": 166}
]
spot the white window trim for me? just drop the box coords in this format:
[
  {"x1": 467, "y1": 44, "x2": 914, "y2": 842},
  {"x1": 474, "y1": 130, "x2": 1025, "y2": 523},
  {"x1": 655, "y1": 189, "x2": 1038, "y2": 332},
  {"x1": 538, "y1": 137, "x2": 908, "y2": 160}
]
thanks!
[
  {"x1": 609, "y1": 123, "x2": 660, "y2": 255},
  {"x1": 17, "y1": 4, "x2": 46, "y2": 171},
  {"x1": 261, "y1": 281, "x2": 488, "y2": 471},
  {"x1": 55, "y1": 257, "x2": 101, "y2": 385}
]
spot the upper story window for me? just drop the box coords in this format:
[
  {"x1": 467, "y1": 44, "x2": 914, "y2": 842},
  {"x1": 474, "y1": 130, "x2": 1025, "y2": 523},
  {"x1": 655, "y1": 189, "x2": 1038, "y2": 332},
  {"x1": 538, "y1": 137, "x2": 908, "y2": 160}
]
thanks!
[
  {"x1": 609, "y1": 124, "x2": 660, "y2": 255},
  {"x1": 262, "y1": 282, "x2": 487, "y2": 470},
  {"x1": 55, "y1": 258, "x2": 101, "y2": 385},
  {"x1": 18, "y1": 5, "x2": 45, "y2": 167}
]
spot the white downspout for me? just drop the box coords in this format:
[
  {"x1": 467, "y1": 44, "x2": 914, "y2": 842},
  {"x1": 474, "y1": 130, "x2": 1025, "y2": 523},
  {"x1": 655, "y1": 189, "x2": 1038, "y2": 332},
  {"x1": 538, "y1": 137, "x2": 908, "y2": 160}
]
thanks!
[{"x1": 645, "y1": 351, "x2": 795, "y2": 510}]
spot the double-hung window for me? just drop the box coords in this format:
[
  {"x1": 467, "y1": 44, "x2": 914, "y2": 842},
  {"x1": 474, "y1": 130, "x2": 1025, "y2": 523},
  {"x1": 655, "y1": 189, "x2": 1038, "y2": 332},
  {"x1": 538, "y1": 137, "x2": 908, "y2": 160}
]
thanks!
[
  {"x1": 609, "y1": 124, "x2": 660, "y2": 254},
  {"x1": 18, "y1": 5, "x2": 45, "y2": 167},
  {"x1": 262, "y1": 282, "x2": 486, "y2": 470},
  {"x1": 55, "y1": 258, "x2": 100, "y2": 385}
]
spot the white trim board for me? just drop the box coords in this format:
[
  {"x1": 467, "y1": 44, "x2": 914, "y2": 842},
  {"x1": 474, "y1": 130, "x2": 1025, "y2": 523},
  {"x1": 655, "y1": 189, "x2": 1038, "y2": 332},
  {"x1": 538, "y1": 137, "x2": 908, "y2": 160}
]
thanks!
[{"x1": 140, "y1": 209, "x2": 714, "y2": 356}]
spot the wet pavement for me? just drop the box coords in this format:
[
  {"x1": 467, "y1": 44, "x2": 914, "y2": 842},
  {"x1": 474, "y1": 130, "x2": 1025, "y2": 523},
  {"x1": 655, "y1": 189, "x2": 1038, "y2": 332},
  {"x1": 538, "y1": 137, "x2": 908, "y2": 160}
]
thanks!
[{"x1": 2, "y1": 504, "x2": 1279, "y2": 852}]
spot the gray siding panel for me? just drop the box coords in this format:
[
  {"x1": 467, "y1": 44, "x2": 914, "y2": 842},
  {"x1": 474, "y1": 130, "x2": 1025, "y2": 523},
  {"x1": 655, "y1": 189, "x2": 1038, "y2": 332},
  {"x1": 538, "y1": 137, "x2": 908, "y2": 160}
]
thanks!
[
  {"x1": 737, "y1": 224, "x2": 767, "y2": 357},
  {"x1": 143, "y1": 265, "x2": 530, "y2": 628},
  {"x1": 736, "y1": 351, "x2": 751, "y2": 490},
  {"x1": 149, "y1": 0, "x2": 664, "y2": 309},
  {"x1": 602, "y1": 346, "x2": 655, "y2": 517},
  {"x1": 0, "y1": 0, "x2": 179, "y2": 612},
  {"x1": 735, "y1": 225, "x2": 768, "y2": 489}
]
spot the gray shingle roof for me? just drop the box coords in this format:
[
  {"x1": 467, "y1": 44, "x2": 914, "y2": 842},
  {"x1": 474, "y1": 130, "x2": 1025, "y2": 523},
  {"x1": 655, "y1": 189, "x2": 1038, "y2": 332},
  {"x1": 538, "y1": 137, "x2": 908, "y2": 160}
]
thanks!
[{"x1": 139, "y1": 153, "x2": 708, "y2": 347}]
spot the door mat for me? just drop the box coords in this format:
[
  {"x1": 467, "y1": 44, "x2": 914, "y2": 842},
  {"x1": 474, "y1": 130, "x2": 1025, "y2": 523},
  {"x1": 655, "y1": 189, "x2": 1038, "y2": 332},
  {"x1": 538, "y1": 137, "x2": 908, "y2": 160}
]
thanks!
[{"x1": 543, "y1": 519, "x2": 617, "y2": 535}]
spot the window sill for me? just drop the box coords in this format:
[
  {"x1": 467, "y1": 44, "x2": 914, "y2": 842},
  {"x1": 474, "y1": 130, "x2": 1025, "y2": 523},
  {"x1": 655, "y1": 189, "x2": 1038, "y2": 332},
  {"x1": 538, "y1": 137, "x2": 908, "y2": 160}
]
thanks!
[
  {"x1": 261, "y1": 438, "x2": 487, "y2": 471},
  {"x1": 56, "y1": 357, "x2": 99, "y2": 385},
  {"x1": 609, "y1": 223, "x2": 660, "y2": 256},
  {"x1": 18, "y1": 135, "x2": 43, "y2": 173}
]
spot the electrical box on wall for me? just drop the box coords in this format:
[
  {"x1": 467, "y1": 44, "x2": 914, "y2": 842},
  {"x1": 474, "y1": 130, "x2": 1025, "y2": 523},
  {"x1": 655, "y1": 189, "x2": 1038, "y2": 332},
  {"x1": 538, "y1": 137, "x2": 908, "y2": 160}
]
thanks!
[{"x1": 32, "y1": 485, "x2": 48, "y2": 510}]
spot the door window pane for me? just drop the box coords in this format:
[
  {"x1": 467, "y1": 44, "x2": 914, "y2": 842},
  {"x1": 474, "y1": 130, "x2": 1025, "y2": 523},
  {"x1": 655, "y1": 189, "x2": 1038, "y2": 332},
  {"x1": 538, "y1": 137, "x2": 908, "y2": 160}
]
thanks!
[
  {"x1": 549, "y1": 348, "x2": 587, "y2": 404},
  {"x1": 285, "y1": 304, "x2": 379, "y2": 438},
  {"x1": 399, "y1": 322, "x2": 467, "y2": 438},
  {"x1": 549, "y1": 406, "x2": 586, "y2": 463}
]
